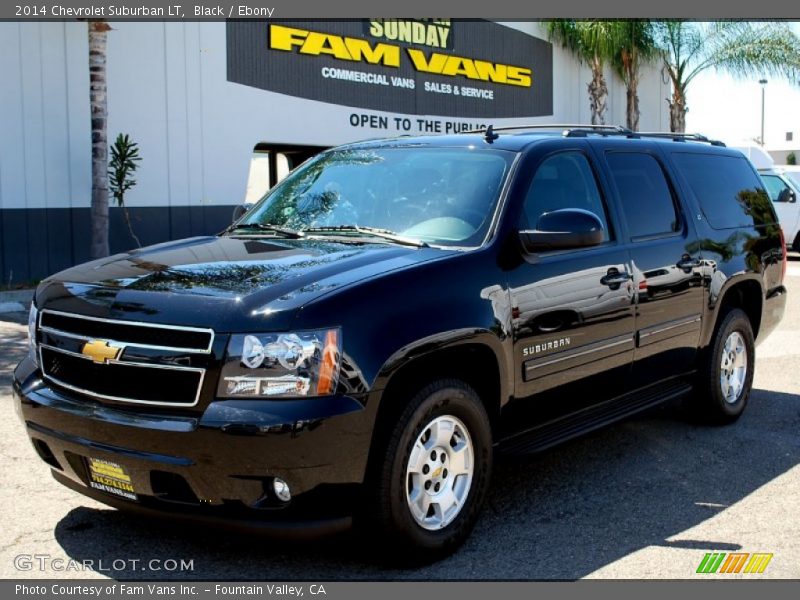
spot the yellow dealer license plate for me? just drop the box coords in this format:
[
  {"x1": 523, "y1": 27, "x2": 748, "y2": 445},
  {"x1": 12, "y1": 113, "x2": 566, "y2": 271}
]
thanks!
[{"x1": 86, "y1": 457, "x2": 137, "y2": 501}]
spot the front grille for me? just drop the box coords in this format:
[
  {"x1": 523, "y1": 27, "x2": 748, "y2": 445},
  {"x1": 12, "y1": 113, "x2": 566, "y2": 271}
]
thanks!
[
  {"x1": 40, "y1": 346, "x2": 203, "y2": 406},
  {"x1": 36, "y1": 309, "x2": 214, "y2": 408},
  {"x1": 40, "y1": 310, "x2": 213, "y2": 353}
]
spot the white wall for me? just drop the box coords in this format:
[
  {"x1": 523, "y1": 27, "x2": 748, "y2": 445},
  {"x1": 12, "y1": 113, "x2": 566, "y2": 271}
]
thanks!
[
  {"x1": 0, "y1": 21, "x2": 669, "y2": 213},
  {"x1": 0, "y1": 22, "x2": 91, "y2": 211}
]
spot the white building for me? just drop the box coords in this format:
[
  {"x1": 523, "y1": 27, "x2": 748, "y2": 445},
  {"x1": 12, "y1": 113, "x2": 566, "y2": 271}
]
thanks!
[{"x1": 0, "y1": 19, "x2": 669, "y2": 283}]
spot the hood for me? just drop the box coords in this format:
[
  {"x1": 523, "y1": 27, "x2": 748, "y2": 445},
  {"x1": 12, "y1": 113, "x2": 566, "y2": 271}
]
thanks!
[{"x1": 36, "y1": 235, "x2": 455, "y2": 331}]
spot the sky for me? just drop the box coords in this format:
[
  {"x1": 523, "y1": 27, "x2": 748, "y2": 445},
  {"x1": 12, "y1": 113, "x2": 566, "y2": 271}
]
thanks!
[
  {"x1": 686, "y1": 70, "x2": 800, "y2": 149},
  {"x1": 684, "y1": 23, "x2": 800, "y2": 150}
]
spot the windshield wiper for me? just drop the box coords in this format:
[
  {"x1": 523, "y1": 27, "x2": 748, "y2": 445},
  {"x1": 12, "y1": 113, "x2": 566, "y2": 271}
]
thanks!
[
  {"x1": 225, "y1": 222, "x2": 305, "y2": 239},
  {"x1": 302, "y1": 225, "x2": 429, "y2": 248}
]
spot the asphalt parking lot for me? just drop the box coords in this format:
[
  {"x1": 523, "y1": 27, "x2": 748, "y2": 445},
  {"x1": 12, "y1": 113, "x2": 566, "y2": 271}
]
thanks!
[{"x1": 1, "y1": 260, "x2": 799, "y2": 580}]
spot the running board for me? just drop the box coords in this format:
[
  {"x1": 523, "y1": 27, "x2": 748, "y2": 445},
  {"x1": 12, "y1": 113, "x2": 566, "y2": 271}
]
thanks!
[{"x1": 498, "y1": 380, "x2": 692, "y2": 456}]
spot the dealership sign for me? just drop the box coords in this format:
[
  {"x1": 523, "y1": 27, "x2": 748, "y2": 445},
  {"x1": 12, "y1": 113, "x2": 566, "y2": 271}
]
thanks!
[{"x1": 226, "y1": 19, "x2": 553, "y2": 119}]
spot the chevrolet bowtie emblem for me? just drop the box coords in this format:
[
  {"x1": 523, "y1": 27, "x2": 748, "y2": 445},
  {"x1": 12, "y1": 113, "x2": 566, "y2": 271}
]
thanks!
[{"x1": 81, "y1": 340, "x2": 123, "y2": 364}]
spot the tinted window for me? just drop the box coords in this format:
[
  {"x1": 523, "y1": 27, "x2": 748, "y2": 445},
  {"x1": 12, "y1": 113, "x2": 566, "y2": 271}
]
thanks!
[
  {"x1": 672, "y1": 153, "x2": 776, "y2": 229},
  {"x1": 606, "y1": 153, "x2": 679, "y2": 239},
  {"x1": 761, "y1": 174, "x2": 793, "y2": 203},
  {"x1": 522, "y1": 152, "x2": 611, "y2": 242}
]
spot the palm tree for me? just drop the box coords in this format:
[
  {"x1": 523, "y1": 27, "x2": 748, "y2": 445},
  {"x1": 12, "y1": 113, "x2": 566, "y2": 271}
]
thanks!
[
  {"x1": 89, "y1": 19, "x2": 111, "y2": 259},
  {"x1": 611, "y1": 21, "x2": 658, "y2": 131},
  {"x1": 546, "y1": 21, "x2": 618, "y2": 125},
  {"x1": 657, "y1": 21, "x2": 800, "y2": 133}
]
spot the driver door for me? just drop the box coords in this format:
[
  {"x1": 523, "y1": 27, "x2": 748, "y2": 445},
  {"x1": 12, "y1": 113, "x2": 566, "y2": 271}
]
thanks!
[{"x1": 506, "y1": 147, "x2": 636, "y2": 425}]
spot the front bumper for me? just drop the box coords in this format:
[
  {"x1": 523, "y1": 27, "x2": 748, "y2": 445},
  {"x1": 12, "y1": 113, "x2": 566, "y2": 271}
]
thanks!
[{"x1": 13, "y1": 358, "x2": 377, "y2": 538}]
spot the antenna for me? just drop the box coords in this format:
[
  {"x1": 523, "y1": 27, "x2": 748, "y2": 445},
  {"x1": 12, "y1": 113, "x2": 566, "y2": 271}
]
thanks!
[{"x1": 484, "y1": 124, "x2": 499, "y2": 143}]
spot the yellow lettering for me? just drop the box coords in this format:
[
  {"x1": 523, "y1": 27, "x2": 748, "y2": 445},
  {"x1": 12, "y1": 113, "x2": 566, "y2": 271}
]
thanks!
[
  {"x1": 271, "y1": 23, "x2": 530, "y2": 88},
  {"x1": 406, "y1": 48, "x2": 447, "y2": 73},
  {"x1": 474, "y1": 60, "x2": 503, "y2": 83},
  {"x1": 426, "y1": 27, "x2": 440, "y2": 47},
  {"x1": 269, "y1": 24, "x2": 309, "y2": 52},
  {"x1": 344, "y1": 38, "x2": 401, "y2": 67},
  {"x1": 412, "y1": 22, "x2": 427, "y2": 44},
  {"x1": 407, "y1": 49, "x2": 530, "y2": 87},
  {"x1": 397, "y1": 21, "x2": 412, "y2": 43},
  {"x1": 507, "y1": 65, "x2": 532, "y2": 87},
  {"x1": 443, "y1": 56, "x2": 479, "y2": 79},
  {"x1": 299, "y1": 31, "x2": 350, "y2": 60},
  {"x1": 437, "y1": 26, "x2": 450, "y2": 48}
]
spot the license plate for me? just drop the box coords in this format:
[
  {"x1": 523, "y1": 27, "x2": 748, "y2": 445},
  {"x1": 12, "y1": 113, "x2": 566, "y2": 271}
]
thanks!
[{"x1": 86, "y1": 457, "x2": 138, "y2": 501}]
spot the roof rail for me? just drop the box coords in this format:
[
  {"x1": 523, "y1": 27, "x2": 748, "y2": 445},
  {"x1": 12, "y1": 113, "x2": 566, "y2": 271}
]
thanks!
[
  {"x1": 462, "y1": 123, "x2": 633, "y2": 135},
  {"x1": 460, "y1": 124, "x2": 725, "y2": 146},
  {"x1": 635, "y1": 132, "x2": 726, "y2": 147},
  {"x1": 563, "y1": 126, "x2": 638, "y2": 138}
]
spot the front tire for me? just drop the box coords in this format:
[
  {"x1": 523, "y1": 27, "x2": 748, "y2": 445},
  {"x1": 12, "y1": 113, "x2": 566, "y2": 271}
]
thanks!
[
  {"x1": 371, "y1": 379, "x2": 492, "y2": 562},
  {"x1": 694, "y1": 308, "x2": 755, "y2": 424}
]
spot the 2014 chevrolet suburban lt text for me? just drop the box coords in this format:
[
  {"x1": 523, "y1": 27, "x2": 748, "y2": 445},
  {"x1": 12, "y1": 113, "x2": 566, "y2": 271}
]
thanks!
[{"x1": 13, "y1": 125, "x2": 787, "y2": 561}]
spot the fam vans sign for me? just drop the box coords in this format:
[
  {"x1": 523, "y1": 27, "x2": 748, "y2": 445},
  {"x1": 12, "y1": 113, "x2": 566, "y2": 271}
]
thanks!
[{"x1": 226, "y1": 20, "x2": 553, "y2": 119}]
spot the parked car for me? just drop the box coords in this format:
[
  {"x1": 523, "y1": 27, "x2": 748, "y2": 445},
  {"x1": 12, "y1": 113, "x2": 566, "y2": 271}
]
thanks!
[
  {"x1": 14, "y1": 125, "x2": 787, "y2": 561},
  {"x1": 759, "y1": 166, "x2": 800, "y2": 251}
]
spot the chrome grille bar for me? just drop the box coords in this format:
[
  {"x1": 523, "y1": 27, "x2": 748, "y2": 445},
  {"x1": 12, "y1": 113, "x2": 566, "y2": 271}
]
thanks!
[{"x1": 39, "y1": 309, "x2": 215, "y2": 354}]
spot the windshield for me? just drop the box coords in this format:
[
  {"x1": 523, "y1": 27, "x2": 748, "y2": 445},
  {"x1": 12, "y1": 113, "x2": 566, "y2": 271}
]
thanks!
[{"x1": 236, "y1": 146, "x2": 513, "y2": 247}]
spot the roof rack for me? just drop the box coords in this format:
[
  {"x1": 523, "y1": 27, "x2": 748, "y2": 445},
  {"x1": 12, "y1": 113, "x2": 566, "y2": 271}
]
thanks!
[
  {"x1": 462, "y1": 124, "x2": 725, "y2": 146},
  {"x1": 463, "y1": 124, "x2": 634, "y2": 136},
  {"x1": 635, "y1": 132, "x2": 726, "y2": 147}
]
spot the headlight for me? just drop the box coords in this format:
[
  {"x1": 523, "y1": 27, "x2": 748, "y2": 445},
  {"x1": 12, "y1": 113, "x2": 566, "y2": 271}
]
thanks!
[
  {"x1": 219, "y1": 328, "x2": 341, "y2": 398},
  {"x1": 27, "y1": 304, "x2": 39, "y2": 367}
]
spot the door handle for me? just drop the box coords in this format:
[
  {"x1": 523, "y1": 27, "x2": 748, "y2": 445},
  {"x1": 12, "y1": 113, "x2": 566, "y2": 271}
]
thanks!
[
  {"x1": 601, "y1": 269, "x2": 632, "y2": 286},
  {"x1": 677, "y1": 257, "x2": 701, "y2": 270}
]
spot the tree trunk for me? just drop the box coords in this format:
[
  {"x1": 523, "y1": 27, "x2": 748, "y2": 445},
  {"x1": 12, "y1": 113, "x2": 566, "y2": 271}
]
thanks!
[
  {"x1": 626, "y1": 84, "x2": 640, "y2": 131},
  {"x1": 122, "y1": 206, "x2": 142, "y2": 248},
  {"x1": 669, "y1": 85, "x2": 687, "y2": 133},
  {"x1": 621, "y1": 50, "x2": 640, "y2": 132},
  {"x1": 89, "y1": 21, "x2": 111, "y2": 259},
  {"x1": 587, "y1": 57, "x2": 608, "y2": 126}
]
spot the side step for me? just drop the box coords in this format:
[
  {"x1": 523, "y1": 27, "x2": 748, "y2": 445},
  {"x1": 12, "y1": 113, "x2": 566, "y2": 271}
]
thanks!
[{"x1": 498, "y1": 380, "x2": 692, "y2": 456}]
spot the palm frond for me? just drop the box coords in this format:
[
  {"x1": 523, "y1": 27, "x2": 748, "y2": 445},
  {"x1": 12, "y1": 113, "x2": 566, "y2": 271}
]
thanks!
[{"x1": 686, "y1": 21, "x2": 800, "y2": 86}]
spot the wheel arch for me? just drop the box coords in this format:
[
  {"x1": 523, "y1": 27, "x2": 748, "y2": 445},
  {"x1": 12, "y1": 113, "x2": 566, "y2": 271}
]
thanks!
[
  {"x1": 363, "y1": 331, "x2": 509, "y2": 482},
  {"x1": 701, "y1": 275, "x2": 764, "y2": 347}
]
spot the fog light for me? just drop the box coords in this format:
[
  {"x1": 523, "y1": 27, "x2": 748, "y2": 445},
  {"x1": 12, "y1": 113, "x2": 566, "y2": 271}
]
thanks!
[{"x1": 273, "y1": 477, "x2": 291, "y2": 502}]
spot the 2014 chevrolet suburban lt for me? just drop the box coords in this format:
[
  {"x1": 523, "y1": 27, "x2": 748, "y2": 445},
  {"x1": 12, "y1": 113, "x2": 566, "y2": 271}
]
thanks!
[{"x1": 14, "y1": 125, "x2": 787, "y2": 560}]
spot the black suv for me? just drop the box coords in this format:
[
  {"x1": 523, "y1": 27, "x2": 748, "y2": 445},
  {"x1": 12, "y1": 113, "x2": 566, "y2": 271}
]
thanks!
[{"x1": 14, "y1": 125, "x2": 787, "y2": 559}]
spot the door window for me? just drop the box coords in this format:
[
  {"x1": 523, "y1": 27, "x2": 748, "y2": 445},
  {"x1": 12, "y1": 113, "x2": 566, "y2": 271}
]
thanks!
[
  {"x1": 761, "y1": 174, "x2": 794, "y2": 203},
  {"x1": 606, "y1": 152, "x2": 680, "y2": 240},
  {"x1": 671, "y1": 153, "x2": 775, "y2": 229},
  {"x1": 522, "y1": 152, "x2": 612, "y2": 242}
]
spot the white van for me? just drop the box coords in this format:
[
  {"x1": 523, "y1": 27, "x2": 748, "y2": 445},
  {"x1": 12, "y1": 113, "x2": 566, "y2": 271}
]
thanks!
[{"x1": 758, "y1": 166, "x2": 800, "y2": 250}]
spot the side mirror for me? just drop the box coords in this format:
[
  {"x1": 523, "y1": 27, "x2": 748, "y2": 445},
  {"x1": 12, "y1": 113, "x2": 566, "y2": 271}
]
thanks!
[
  {"x1": 519, "y1": 208, "x2": 605, "y2": 253},
  {"x1": 232, "y1": 204, "x2": 252, "y2": 222}
]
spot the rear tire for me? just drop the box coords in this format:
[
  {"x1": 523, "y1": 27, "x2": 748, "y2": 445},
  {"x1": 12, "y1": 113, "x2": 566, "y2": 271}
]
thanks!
[
  {"x1": 693, "y1": 308, "x2": 755, "y2": 424},
  {"x1": 369, "y1": 379, "x2": 492, "y2": 563}
]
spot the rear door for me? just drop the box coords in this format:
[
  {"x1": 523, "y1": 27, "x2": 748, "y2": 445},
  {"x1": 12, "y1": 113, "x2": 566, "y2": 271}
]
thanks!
[
  {"x1": 593, "y1": 144, "x2": 704, "y2": 387},
  {"x1": 507, "y1": 145, "x2": 636, "y2": 422}
]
